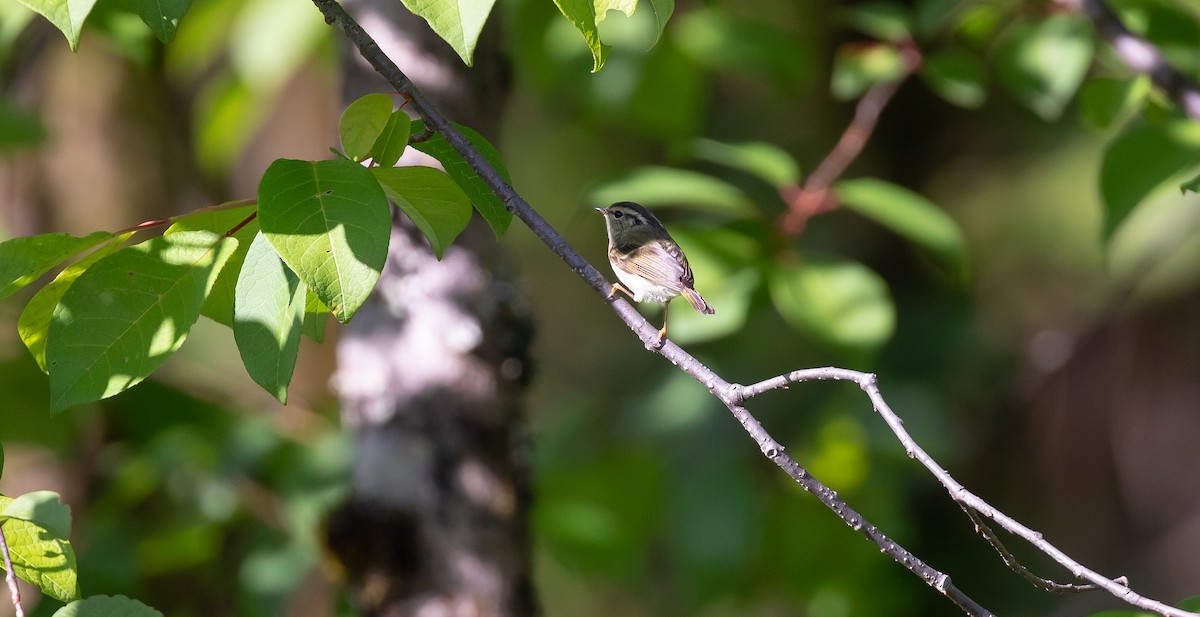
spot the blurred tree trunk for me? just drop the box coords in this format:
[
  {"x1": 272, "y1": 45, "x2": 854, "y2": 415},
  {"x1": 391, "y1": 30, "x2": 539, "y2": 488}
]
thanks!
[{"x1": 322, "y1": 3, "x2": 535, "y2": 616}]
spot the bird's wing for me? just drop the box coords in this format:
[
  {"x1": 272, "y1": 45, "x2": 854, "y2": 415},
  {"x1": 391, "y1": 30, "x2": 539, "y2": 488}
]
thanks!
[{"x1": 615, "y1": 240, "x2": 693, "y2": 291}]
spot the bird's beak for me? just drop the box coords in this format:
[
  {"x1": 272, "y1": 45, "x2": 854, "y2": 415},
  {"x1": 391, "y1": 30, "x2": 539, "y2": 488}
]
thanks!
[{"x1": 594, "y1": 207, "x2": 607, "y2": 215}]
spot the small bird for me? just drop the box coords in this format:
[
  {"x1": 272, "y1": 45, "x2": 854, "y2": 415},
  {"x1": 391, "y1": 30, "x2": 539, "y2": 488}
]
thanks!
[{"x1": 596, "y1": 201, "x2": 715, "y2": 343}]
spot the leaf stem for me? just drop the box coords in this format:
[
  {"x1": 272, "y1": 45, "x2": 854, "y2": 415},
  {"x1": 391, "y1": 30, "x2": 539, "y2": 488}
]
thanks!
[
  {"x1": 112, "y1": 198, "x2": 258, "y2": 237},
  {"x1": 0, "y1": 525, "x2": 23, "y2": 617}
]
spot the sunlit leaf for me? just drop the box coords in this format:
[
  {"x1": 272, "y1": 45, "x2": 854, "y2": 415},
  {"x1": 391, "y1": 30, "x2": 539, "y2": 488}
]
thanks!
[
  {"x1": 46, "y1": 231, "x2": 237, "y2": 412},
  {"x1": 1, "y1": 491, "x2": 71, "y2": 540},
  {"x1": 371, "y1": 111, "x2": 411, "y2": 168},
  {"x1": 410, "y1": 121, "x2": 513, "y2": 237},
  {"x1": 18, "y1": 234, "x2": 131, "y2": 373},
  {"x1": 0, "y1": 231, "x2": 113, "y2": 299},
  {"x1": 919, "y1": 49, "x2": 987, "y2": 109},
  {"x1": 769, "y1": 257, "x2": 895, "y2": 350},
  {"x1": 588, "y1": 166, "x2": 756, "y2": 216},
  {"x1": 15, "y1": 0, "x2": 98, "y2": 50},
  {"x1": 1100, "y1": 120, "x2": 1200, "y2": 237},
  {"x1": 995, "y1": 14, "x2": 1094, "y2": 120},
  {"x1": 689, "y1": 138, "x2": 800, "y2": 187},
  {"x1": 1079, "y1": 75, "x2": 1151, "y2": 130},
  {"x1": 52, "y1": 595, "x2": 163, "y2": 617},
  {"x1": 831, "y1": 43, "x2": 905, "y2": 100},
  {"x1": 373, "y1": 166, "x2": 472, "y2": 259},
  {"x1": 234, "y1": 233, "x2": 305, "y2": 404},
  {"x1": 339, "y1": 93, "x2": 393, "y2": 163},
  {"x1": 119, "y1": 0, "x2": 191, "y2": 42},
  {"x1": 257, "y1": 159, "x2": 390, "y2": 323},
  {"x1": 646, "y1": 0, "x2": 674, "y2": 44},
  {"x1": 400, "y1": 0, "x2": 496, "y2": 66},
  {"x1": 165, "y1": 203, "x2": 259, "y2": 327},
  {"x1": 302, "y1": 289, "x2": 328, "y2": 343},
  {"x1": 0, "y1": 495, "x2": 80, "y2": 603},
  {"x1": 551, "y1": 0, "x2": 609, "y2": 71},
  {"x1": 835, "y1": 178, "x2": 969, "y2": 279}
]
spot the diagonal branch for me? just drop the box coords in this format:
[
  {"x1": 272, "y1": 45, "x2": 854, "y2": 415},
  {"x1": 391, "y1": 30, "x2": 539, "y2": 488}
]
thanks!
[
  {"x1": 311, "y1": 2, "x2": 1197, "y2": 615},
  {"x1": 0, "y1": 525, "x2": 24, "y2": 617},
  {"x1": 1068, "y1": 0, "x2": 1200, "y2": 120}
]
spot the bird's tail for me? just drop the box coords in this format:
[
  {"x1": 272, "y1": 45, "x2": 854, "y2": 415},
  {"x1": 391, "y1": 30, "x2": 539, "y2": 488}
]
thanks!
[{"x1": 682, "y1": 288, "x2": 715, "y2": 315}]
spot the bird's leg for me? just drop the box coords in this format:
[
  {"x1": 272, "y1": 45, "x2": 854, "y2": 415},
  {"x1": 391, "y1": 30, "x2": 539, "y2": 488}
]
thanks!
[
  {"x1": 656, "y1": 301, "x2": 669, "y2": 345},
  {"x1": 608, "y1": 282, "x2": 635, "y2": 301}
]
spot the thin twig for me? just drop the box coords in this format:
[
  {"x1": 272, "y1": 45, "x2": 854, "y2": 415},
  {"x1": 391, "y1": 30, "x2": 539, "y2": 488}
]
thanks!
[
  {"x1": 959, "y1": 505, "x2": 1096, "y2": 593},
  {"x1": 778, "y1": 40, "x2": 922, "y2": 236},
  {"x1": 311, "y1": 2, "x2": 1197, "y2": 615},
  {"x1": 0, "y1": 525, "x2": 24, "y2": 617},
  {"x1": 112, "y1": 198, "x2": 258, "y2": 236},
  {"x1": 1067, "y1": 0, "x2": 1200, "y2": 120},
  {"x1": 737, "y1": 367, "x2": 1198, "y2": 617}
]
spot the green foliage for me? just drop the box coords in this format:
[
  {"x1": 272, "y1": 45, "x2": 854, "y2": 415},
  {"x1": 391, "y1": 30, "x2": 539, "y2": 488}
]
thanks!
[
  {"x1": 551, "y1": 0, "x2": 611, "y2": 72},
  {"x1": 831, "y1": 43, "x2": 905, "y2": 100},
  {"x1": 919, "y1": 49, "x2": 987, "y2": 109},
  {"x1": 47, "y1": 232, "x2": 237, "y2": 412},
  {"x1": 768, "y1": 257, "x2": 896, "y2": 352},
  {"x1": 0, "y1": 494, "x2": 80, "y2": 603},
  {"x1": 15, "y1": 0, "x2": 98, "y2": 50},
  {"x1": 400, "y1": 0, "x2": 497, "y2": 66},
  {"x1": 372, "y1": 111, "x2": 413, "y2": 168},
  {"x1": 835, "y1": 178, "x2": 969, "y2": 280},
  {"x1": 1079, "y1": 76, "x2": 1151, "y2": 130},
  {"x1": 410, "y1": 120, "x2": 514, "y2": 237},
  {"x1": 1, "y1": 490, "x2": 72, "y2": 540},
  {"x1": 1100, "y1": 120, "x2": 1200, "y2": 237},
  {"x1": 373, "y1": 166, "x2": 473, "y2": 259},
  {"x1": 119, "y1": 0, "x2": 191, "y2": 43},
  {"x1": 587, "y1": 166, "x2": 757, "y2": 215},
  {"x1": 257, "y1": 159, "x2": 391, "y2": 324},
  {"x1": 995, "y1": 14, "x2": 1094, "y2": 120},
  {"x1": 339, "y1": 93, "x2": 394, "y2": 162},
  {"x1": 164, "y1": 203, "x2": 260, "y2": 327},
  {"x1": 53, "y1": 595, "x2": 163, "y2": 617},
  {"x1": 838, "y1": 1, "x2": 911, "y2": 43},
  {"x1": 18, "y1": 234, "x2": 132, "y2": 372},
  {"x1": 687, "y1": 138, "x2": 801, "y2": 186},
  {"x1": 234, "y1": 233, "x2": 306, "y2": 404},
  {"x1": 0, "y1": 231, "x2": 113, "y2": 299}
]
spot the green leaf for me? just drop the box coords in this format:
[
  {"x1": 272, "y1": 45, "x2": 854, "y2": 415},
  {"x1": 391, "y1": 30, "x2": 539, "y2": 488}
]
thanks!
[
  {"x1": 52, "y1": 595, "x2": 163, "y2": 617},
  {"x1": 165, "y1": 204, "x2": 260, "y2": 327},
  {"x1": 769, "y1": 257, "x2": 895, "y2": 350},
  {"x1": 1183, "y1": 172, "x2": 1200, "y2": 194},
  {"x1": 371, "y1": 111, "x2": 412, "y2": 168},
  {"x1": 339, "y1": 94, "x2": 394, "y2": 163},
  {"x1": 399, "y1": 0, "x2": 496, "y2": 66},
  {"x1": 410, "y1": 121, "x2": 513, "y2": 238},
  {"x1": 18, "y1": 234, "x2": 131, "y2": 373},
  {"x1": 1079, "y1": 75, "x2": 1151, "y2": 130},
  {"x1": 119, "y1": 0, "x2": 191, "y2": 43},
  {"x1": 1, "y1": 491, "x2": 71, "y2": 541},
  {"x1": 15, "y1": 0, "x2": 99, "y2": 50},
  {"x1": 0, "y1": 231, "x2": 113, "y2": 299},
  {"x1": 587, "y1": 166, "x2": 757, "y2": 216},
  {"x1": 302, "y1": 289, "x2": 328, "y2": 343},
  {"x1": 919, "y1": 49, "x2": 987, "y2": 109},
  {"x1": 838, "y1": 1, "x2": 912, "y2": 43},
  {"x1": 995, "y1": 14, "x2": 1094, "y2": 120},
  {"x1": 0, "y1": 495, "x2": 80, "y2": 603},
  {"x1": 373, "y1": 167, "x2": 472, "y2": 259},
  {"x1": 46, "y1": 231, "x2": 238, "y2": 412},
  {"x1": 234, "y1": 233, "x2": 305, "y2": 404},
  {"x1": 688, "y1": 139, "x2": 800, "y2": 186},
  {"x1": 1101, "y1": 120, "x2": 1200, "y2": 237},
  {"x1": 552, "y1": 0, "x2": 610, "y2": 72},
  {"x1": 646, "y1": 0, "x2": 674, "y2": 45},
  {"x1": 257, "y1": 159, "x2": 391, "y2": 323},
  {"x1": 831, "y1": 43, "x2": 905, "y2": 101},
  {"x1": 835, "y1": 178, "x2": 969, "y2": 279}
]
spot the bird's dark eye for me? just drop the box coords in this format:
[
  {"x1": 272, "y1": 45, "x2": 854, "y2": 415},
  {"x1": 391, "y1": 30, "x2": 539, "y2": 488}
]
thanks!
[{"x1": 612, "y1": 210, "x2": 623, "y2": 219}]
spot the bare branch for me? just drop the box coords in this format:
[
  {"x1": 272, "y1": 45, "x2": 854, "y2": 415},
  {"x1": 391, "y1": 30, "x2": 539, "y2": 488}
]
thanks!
[
  {"x1": 310, "y1": 2, "x2": 1197, "y2": 615},
  {"x1": 958, "y1": 506, "x2": 1095, "y2": 593},
  {"x1": 0, "y1": 525, "x2": 24, "y2": 617}
]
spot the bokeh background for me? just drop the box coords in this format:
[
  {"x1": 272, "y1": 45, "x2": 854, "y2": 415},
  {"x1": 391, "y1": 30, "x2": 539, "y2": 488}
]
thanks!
[{"x1": 2, "y1": 0, "x2": 1200, "y2": 615}]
